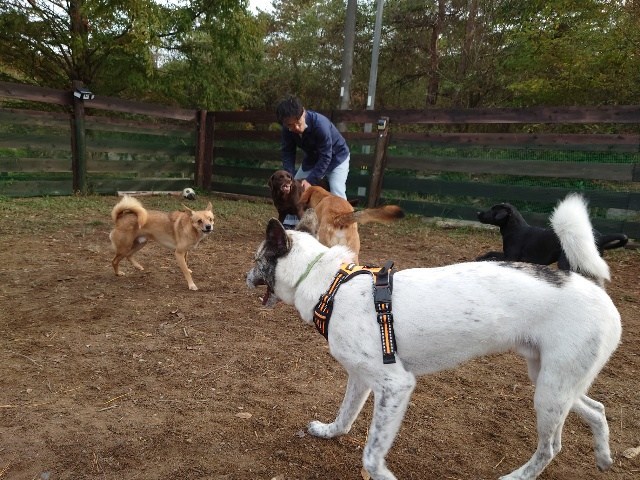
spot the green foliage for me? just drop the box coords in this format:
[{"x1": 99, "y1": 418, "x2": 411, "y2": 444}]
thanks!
[
  {"x1": 248, "y1": 0, "x2": 361, "y2": 110},
  {"x1": 497, "y1": 0, "x2": 640, "y2": 106},
  {"x1": 2, "y1": 1, "x2": 640, "y2": 111},
  {"x1": 0, "y1": 0, "x2": 264, "y2": 108},
  {"x1": 150, "y1": 1, "x2": 267, "y2": 109},
  {"x1": 256, "y1": 0, "x2": 640, "y2": 109},
  {"x1": 0, "y1": 1, "x2": 163, "y2": 91}
]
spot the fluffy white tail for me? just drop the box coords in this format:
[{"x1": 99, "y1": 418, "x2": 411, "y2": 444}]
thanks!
[{"x1": 550, "y1": 193, "x2": 610, "y2": 285}]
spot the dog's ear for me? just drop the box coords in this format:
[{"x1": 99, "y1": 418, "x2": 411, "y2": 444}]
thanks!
[
  {"x1": 299, "y1": 187, "x2": 311, "y2": 207},
  {"x1": 494, "y1": 207, "x2": 510, "y2": 222},
  {"x1": 268, "y1": 173, "x2": 275, "y2": 189},
  {"x1": 295, "y1": 208, "x2": 318, "y2": 236},
  {"x1": 182, "y1": 204, "x2": 194, "y2": 214},
  {"x1": 266, "y1": 218, "x2": 291, "y2": 256},
  {"x1": 206, "y1": 202, "x2": 213, "y2": 212}
]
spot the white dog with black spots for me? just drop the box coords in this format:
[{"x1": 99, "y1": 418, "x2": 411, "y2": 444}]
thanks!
[{"x1": 246, "y1": 194, "x2": 621, "y2": 480}]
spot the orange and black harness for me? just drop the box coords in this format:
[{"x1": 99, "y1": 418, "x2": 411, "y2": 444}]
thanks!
[{"x1": 313, "y1": 260, "x2": 398, "y2": 364}]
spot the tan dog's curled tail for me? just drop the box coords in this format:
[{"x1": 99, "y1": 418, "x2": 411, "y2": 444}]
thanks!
[
  {"x1": 111, "y1": 195, "x2": 148, "y2": 229},
  {"x1": 336, "y1": 205, "x2": 405, "y2": 228}
]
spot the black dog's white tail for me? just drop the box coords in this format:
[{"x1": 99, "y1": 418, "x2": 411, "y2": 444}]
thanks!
[{"x1": 550, "y1": 193, "x2": 610, "y2": 285}]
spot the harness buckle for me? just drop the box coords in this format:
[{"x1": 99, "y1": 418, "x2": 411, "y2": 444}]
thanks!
[{"x1": 374, "y1": 286, "x2": 392, "y2": 304}]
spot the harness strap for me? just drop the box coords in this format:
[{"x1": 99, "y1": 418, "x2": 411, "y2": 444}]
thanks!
[
  {"x1": 374, "y1": 261, "x2": 397, "y2": 364},
  {"x1": 313, "y1": 261, "x2": 398, "y2": 364},
  {"x1": 313, "y1": 263, "x2": 370, "y2": 339}
]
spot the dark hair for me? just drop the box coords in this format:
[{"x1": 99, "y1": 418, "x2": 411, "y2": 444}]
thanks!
[{"x1": 275, "y1": 95, "x2": 304, "y2": 124}]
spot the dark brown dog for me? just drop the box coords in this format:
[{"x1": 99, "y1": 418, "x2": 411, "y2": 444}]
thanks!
[
  {"x1": 268, "y1": 170, "x2": 338, "y2": 226},
  {"x1": 268, "y1": 170, "x2": 305, "y2": 225}
]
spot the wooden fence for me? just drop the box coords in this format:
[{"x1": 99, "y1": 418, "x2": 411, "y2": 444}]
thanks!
[
  {"x1": 0, "y1": 81, "x2": 638, "y2": 237},
  {"x1": 211, "y1": 108, "x2": 640, "y2": 238},
  {"x1": 0, "y1": 81, "x2": 203, "y2": 196}
]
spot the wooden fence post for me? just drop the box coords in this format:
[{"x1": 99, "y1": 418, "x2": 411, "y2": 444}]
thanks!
[
  {"x1": 367, "y1": 116, "x2": 390, "y2": 208},
  {"x1": 71, "y1": 80, "x2": 87, "y2": 193},
  {"x1": 203, "y1": 112, "x2": 215, "y2": 190},
  {"x1": 195, "y1": 109, "x2": 207, "y2": 188}
]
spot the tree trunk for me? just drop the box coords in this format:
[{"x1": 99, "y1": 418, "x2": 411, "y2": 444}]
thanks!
[
  {"x1": 459, "y1": 0, "x2": 478, "y2": 76},
  {"x1": 426, "y1": 0, "x2": 446, "y2": 106},
  {"x1": 69, "y1": 1, "x2": 90, "y2": 84}
]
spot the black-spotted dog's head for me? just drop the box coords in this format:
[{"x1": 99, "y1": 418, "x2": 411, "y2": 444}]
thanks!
[
  {"x1": 295, "y1": 208, "x2": 318, "y2": 237},
  {"x1": 246, "y1": 219, "x2": 291, "y2": 306}
]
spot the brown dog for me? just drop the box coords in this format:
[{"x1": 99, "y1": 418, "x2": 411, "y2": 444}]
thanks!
[
  {"x1": 268, "y1": 170, "x2": 305, "y2": 224},
  {"x1": 299, "y1": 186, "x2": 404, "y2": 262},
  {"x1": 109, "y1": 195, "x2": 214, "y2": 291}
]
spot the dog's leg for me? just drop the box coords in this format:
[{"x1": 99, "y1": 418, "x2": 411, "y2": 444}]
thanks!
[
  {"x1": 476, "y1": 251, "x2": 505, "y2": 261},
  {"x1": 308, "y1": 374, "x2": 370, "y2": 438},
  {"x1": 125, "y1": 237, "x2": 147, "y2": 271},
  {"x1": 500, "y1": 384, "x2": 572, "y2": 480},
  {"x1": 112, "y1": 254, "x2": 125, "y2": 276},
  {"x1": 175, "y1": 250, "x2": 197, "y2": 290},
  {"x1": 185, "y1": 251, "x2": 192, "y2": 273},
  {"x1": 516, "y1": 344, "x2": 541, "y2": 385},
  {"x1": 112, "y1": 240, "x2": 146, "y2": 275},
  {"x1": 572, "y1": 395, "x2": 612, "y2": 471},
  {"x1": 361, "y1": 370, "x2": 416, "y2": 480}
]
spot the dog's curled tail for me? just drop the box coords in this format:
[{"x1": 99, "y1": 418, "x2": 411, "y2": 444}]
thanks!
[
  {"x1": 111, "y1": 195, "x2": 148, "y2": 228},
  {"x1": 337, "y1": 205, "x2": 404, "y2": 227},
  {"x1": 597, "y1": 233, "x2": 628, "y2": 251},
  {"x1": 550, "y1": 193, "x2": 610, "y2": 286}
]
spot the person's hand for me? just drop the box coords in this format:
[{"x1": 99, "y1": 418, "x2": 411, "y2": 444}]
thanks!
[{"x1": 300, "y1": 179, "x2": 312, "y2": 191}]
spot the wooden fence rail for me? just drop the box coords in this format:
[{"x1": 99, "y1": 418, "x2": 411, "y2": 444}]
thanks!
[
  {"x1": 0, "y1": 81, "x2": 638, "y2": 237},
  {"x1": 210, "y1": 109, "x2": 640, "y2": 238}
]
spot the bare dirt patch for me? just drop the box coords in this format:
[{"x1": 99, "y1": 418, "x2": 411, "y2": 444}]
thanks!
[{"x1": 1, "y1": 194, "x2": 638, "y2": 480}]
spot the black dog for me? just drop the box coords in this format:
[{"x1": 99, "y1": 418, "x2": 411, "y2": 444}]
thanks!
[{"x1": 476, "y1": 202, "x2": 628, "y2": 270}]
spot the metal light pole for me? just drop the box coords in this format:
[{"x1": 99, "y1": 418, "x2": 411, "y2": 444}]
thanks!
[
  {"x1": 358, "y1": 0, "x2": 385, "y2": 199},
  {"x1": 364, "y1": 0, "x2": 385, "y2": 134},
  {"x1": 338, "y1": 0, "x2": 357, "y2": 129}
]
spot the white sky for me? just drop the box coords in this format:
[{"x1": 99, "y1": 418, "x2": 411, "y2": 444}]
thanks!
[{"x1": 249, "y1": 0, "x2": 274, "y2": 13}]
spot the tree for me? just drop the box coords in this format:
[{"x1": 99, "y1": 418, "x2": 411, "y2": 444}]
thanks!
[
  {"x1": 250, "y1": 0, "x2": 372, "y2": 111},
  {"x1": 0, "y1": 0, "x2": 264, "y2": 108},
  {"x1": 497, "y1": 0, "x2": 640, "y2": 106}
]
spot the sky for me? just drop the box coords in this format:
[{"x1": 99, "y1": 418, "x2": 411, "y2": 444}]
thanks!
[{"x1": 249, "y1": 0, "x2": 274, "y2": 13}]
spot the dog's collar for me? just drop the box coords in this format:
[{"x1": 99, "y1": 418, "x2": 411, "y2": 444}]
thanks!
[{"x1": 294, "y1": 252, "x2": 325, "y2": 288}]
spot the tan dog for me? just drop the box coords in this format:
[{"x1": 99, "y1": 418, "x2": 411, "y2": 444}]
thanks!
[
  {"x1": 109, "y1": 195, "x2": 214, "y2": 290},
  {"x1": 299, "y1": 186, "x2": 404, "y2": 262}
]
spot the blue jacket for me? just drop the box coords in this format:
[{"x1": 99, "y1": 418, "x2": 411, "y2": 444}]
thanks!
[{"x1": 281, "y1": 110, "x2": 349, "y2": 186}]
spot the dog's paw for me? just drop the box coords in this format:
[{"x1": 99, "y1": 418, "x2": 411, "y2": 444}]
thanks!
[
  {"x1": 499, "y1": 470, "x2": 527, "y2": 480},
  {"x1": 596, "y1": 454, "x2": 613, "y2": 472},
  {"x1": 116, "y1": 271, "x2": 125, "y2": 277},
  {"x1": 308, "y1": 420, "x2": 340, "y2": 438},
  {"x1": 188, "y1": 284, "x2": 198, "y2": 291}
]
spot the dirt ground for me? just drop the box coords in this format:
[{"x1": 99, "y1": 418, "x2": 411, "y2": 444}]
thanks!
[{"x1": 0, "y1": 194, "x2": 639, "y2": 480}]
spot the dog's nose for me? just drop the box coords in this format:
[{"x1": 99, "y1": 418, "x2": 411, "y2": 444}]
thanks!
[{"x1": 204, "y1": 225, "x2": 212, "y2": 232}]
